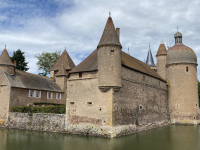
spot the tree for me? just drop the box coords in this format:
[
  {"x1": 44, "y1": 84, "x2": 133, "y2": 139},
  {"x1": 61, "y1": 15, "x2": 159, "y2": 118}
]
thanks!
[
  {"x1": 10, "y1": 49, "x2": 29, "y2": 71},
  {"x1": 35, "y1": 51, "x2": 61, "y2": 76}
]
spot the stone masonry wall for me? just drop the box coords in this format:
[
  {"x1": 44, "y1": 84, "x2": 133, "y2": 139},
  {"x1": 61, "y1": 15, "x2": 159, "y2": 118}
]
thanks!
[
  {"x1": 66, "y1": 71, "x2": 113, "y2": 127},
  {"x1": 113, "y1": 66, "x2": 169, "y2": 127},
  {"x1": 1, "y1": 112, "x2": 66, "y2": 132},
  {"x1": 167, "y1": 64, "x2": 199, "y2": 124},
  {"x1": 157, "y1": 55, "x2": 167, "y2": 80}
]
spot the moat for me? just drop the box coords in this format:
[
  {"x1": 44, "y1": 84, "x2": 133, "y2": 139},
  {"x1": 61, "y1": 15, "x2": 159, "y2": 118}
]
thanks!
[{"x1": 0, "y1": 125, "x2": 199, "y2": 150}]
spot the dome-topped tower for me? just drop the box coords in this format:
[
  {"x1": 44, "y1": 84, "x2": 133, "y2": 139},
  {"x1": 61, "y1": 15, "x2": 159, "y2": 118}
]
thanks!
[{"x1": 167, "y1": 30, "x2": 199, "y2": 124}]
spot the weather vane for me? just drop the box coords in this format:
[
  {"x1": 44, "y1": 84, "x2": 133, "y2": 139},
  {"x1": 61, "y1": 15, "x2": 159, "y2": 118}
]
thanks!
[
  {"x1": 109, "y1": 12, "x2": 111, "y2": 17},
  {"x1": 177, "y1": 26, "x2": 179, "y2": 31},
  {"x1": 128, "y1": 47, "x2": 130, "y2": 55}
]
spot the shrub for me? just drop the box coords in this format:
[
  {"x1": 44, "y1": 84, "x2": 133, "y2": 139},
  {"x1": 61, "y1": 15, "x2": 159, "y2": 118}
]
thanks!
[
  {"x1": 33, "y1": 102, "x2": 64, "y2": 106},
  {"x1": 12, "y1": 105, "x2": 66, "y2": 114}
]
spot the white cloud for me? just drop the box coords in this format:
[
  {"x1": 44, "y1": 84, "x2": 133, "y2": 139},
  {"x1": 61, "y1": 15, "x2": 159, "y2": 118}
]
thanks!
[{"x1": 0, "y1": 0, "x2": 200, "y2": 79}]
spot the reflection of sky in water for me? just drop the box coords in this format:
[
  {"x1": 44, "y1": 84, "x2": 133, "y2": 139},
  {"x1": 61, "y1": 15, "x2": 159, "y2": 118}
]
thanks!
[{"x1": 0, "y1": 125, "x2": 199, "y2": 150}]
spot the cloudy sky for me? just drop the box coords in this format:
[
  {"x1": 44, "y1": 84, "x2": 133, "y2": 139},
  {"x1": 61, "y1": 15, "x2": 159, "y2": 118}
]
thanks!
[{"x1": 0, "y1": 0, "x2": 200, "y2": 78}]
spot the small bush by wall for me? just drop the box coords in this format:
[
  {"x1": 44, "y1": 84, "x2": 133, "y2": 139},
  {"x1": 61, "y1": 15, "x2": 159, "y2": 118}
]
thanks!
[
  {"x1": 33, "y1": 102, "x2": 64, "y2": 106},
  {"x1": 12, "y1": 106, "x2": 66, "y2": 114}
]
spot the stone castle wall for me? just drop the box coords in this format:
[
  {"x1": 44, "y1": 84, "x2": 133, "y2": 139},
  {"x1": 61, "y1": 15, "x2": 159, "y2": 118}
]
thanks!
[
  {"x1": 156, "y1": 55, "x2": 167, "y2": 80},
  {"x1": 98, "y1": 46, "x2": 121, "y2": 87},
  {"x1": 113, "y1": 66, "x2": 169, "y2": 126},
  {"x1": 0, "y1": 112, "x2": 170, "y2": 138},
  {"x1": 0, "y1": 69, "x2": 11, "y2": 123},
  {"x1": 66, "y1": 71, "x2": 113, "y2": 127},
  {"x1": 167, "y1": 64, "x2": 199, "y2": 124}
]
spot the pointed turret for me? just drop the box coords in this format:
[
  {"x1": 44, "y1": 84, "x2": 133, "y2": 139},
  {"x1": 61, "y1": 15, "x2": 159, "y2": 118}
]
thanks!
[
  {"x1": 0, "y1": 46, "x2": 15, "y2": 74},
  {"x1": 156, "y1": 41, "x2": 167, "y2": 56},
  {"x1": 55, "y1": 64, "x2": 67, "y2": 91},
  {"x1": 97, "y1": 16, "x2": 122, "y2": 49},
  {"x1": 146, "y1": 44, "x2": 156, "y2": 67},
  {"x1": 98, "y1": 14, "x2": 122, "y2": 92},
  {"x1": 56, "y1": 64, "x2": 67, "y2": 77},
  {"x1": 156, "y1": 41, "x2": 167, "y2": 80},
  {"x1": 50, "y1": 49, "x2": 75, "y2": 72},
  {"x1": 0, "y1": 46, "x2": 14, "y2": 66},
  {"x1": 50, "y1": 49, "x2": 75, "y2": 79}
]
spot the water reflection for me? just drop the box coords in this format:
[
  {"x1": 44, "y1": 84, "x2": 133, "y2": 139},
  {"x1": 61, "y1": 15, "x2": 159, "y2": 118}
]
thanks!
[{"x1": 0, "y1": 125, "x2": 199, "y2": 150}]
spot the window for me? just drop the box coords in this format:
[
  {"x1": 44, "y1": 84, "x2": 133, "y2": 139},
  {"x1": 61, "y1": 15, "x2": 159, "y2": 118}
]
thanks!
[
  {"x1": 29, "y1": 90, "x2": 33, "y2": 97},
  {"x1": 186, "y1": 66, "x2": 188, "y2": 72},
  {"x1": 56, "y1": 93, "x2": 61, "y2": 100},
  {"x1": 143, "y1": 75, "x2": 145, "y2": 81},
  {"x1": 33, "y1": 90, "x2": 41, "y2": 98},
  {"x1": 47, "y1": 92, "x2": 51, "y2": 99},
  {"x1": 70, "y1": 102, "x2": 74, "y2": 104},
  {"x1": 35, "y1": 91, "x2": 39, "y2": 98},
  {"x1": 79, "y1": 72, "x2": 82, "y2": 78},
  {"x1": 110, "y1": 50, "x2": 115, "y2": 56},
  {"x1": 87, "y1": 102, "x2": 92, "y2": 105},
  {"x1": 140, "y1": 106, "x2": 142, "y2": 109}
]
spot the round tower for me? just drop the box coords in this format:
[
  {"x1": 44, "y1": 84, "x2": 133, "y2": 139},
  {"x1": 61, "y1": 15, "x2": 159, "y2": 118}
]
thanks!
[
  {"x1": 156, "y1": 41, "x2": 167, "y2": 80},
  {"x1": 0, "y1": 46, "x2": 15, "y2": 74},
  {"x1": 97, "y1": 16, "x2": 122, "y2": 92},
  {"x1": 167, "y1": 31, "x2": 199, "y2": 124}
]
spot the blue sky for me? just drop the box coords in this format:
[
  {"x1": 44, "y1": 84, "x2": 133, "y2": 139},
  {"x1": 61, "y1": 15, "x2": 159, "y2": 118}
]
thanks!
[{"x1": 0, "y1": 0, "x2": 200, "y2": 79}]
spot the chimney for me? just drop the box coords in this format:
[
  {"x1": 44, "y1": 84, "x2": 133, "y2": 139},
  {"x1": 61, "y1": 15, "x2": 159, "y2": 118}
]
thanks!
[
  {"x1": 14, "y1": 60, "x2": 16, "y2": 74},
  {"x1": 116, "y1": 28, "x2": 120, "y2": 41}
]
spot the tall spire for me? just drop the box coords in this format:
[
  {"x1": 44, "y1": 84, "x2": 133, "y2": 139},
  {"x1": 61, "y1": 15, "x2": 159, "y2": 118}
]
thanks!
[
  {"x1": 97, "y1": 15, "x2": 122, "y2": 48},
  {"x1": 146, "y1": 43, "x2": 156, "y2": 67}
]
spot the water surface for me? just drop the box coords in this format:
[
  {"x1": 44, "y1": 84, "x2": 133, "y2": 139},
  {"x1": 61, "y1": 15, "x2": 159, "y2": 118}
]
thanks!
[{"x1": 0, "y1": 125, "x2": 199, "y2": 150}]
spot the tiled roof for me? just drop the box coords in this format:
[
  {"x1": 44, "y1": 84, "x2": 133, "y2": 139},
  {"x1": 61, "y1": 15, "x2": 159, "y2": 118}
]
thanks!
[
  {"x1": 156, "y1": 42, "x2": 167, "y2": 56},
  {"x1": 70, "y1": 49, "x2": 98, "y2": 73},
  {"x1": 0, "y1": 49, "x2": 14, "y2": 66},
  {"x1": 71, "y1": 49, "x2": 165, "y2": 81},
  {"x1": 49, "y1": 50, "x2": 75, "y2": 71},
  {"x1": 97, "y1": 17, "x2": 122, "y2": 48},
  {"x1": 5, "y1": 70, "x2": 62, "y2": 92},
  {"x1": 56, "y1": 64, "x2": 67, "y2": 77}
]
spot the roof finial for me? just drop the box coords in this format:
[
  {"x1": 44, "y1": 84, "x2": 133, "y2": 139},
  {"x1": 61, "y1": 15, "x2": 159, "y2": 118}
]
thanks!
[
  {"x1": 177, "y1": 26, "x2": 178, "y2": 31},
  {"x1": 149, "y1": 42, "x2": 150, "y2": 49},
  {"x1": 5, "y1": 45, "x2": 6, "y2": 49},
  {"x1": 65, "y1": 46, "x2": 66, "y2": 50},
  {"x1": 109, "y1": 12, "x2": 111, "y2": 17}
]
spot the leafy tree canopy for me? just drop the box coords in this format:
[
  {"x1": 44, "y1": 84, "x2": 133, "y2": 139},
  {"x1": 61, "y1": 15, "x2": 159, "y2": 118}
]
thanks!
[
  {"x1": 35, "y1": 51, "x2": 61, "y2": 76},
  {"x1": 10, "y1": 49, "x2": 29, "y2": 71}
]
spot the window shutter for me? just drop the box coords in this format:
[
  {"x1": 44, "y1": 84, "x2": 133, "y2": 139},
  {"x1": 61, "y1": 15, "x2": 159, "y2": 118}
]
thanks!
[
  {"x1": 39, "y1": 91, "x2": 41, "y2": 98},
  {"x1": 51, "y1": 92, "x2": 53, "y2": 99}
]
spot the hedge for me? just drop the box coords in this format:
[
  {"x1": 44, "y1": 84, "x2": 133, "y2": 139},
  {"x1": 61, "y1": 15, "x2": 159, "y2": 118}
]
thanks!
[
  {"x1": 33, "y1": 102, "x2": 64, "y2": 106},
  {"x1": 12, "y1": 105, "x2": 66, "y2": 114}
]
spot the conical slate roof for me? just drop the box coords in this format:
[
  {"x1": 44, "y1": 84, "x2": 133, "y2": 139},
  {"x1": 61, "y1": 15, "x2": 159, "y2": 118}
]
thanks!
[
  {"x1": 97, "y1": 16, "x2": 122, "y2": 48},
  {"x1": 0, "y1": 48, "x2": 14, "y2": 66},
  {"x1": 49, "y1": 50, "x2": 75, "y2": 71},
  {"x1": 156, "y1": 41, "x2": 167, "y2": 56},
  {"x1": 56, "y1": 64, "x2": 67, "y2": 77},
  {"x1": 146, "y1": 45, "x2": 156, "y2": 67}
]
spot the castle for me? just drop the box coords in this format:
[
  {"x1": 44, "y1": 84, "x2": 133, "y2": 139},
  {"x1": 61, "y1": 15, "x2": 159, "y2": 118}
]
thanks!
[{"x1": 0, "y1": 15, "x2": 198, "y2": 137}]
